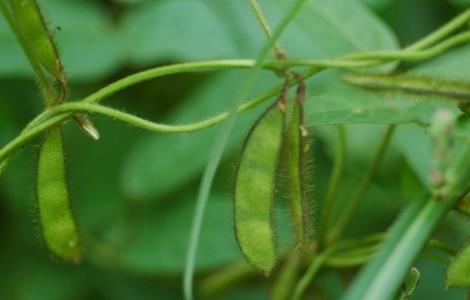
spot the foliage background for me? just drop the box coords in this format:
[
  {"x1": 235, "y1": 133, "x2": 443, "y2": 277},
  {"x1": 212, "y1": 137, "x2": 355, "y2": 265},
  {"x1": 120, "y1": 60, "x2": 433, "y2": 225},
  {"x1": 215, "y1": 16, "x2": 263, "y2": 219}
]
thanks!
[{"x1": 0, "y1": 0, "x2": 469, "y2": 299}]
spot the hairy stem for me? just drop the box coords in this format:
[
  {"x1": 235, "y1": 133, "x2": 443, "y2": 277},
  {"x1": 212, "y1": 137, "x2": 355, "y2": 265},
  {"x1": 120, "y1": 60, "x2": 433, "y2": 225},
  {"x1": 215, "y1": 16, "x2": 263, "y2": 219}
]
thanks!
[{"x1": 342, "y1": 142, "x2": 470, "y2": 300}]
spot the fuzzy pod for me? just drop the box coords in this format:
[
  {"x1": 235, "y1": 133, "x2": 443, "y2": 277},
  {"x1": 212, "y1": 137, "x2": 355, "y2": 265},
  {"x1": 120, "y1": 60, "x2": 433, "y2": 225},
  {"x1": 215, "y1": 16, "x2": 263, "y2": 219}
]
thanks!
[
  {"x1": 37, "y1": 127, "x2": 81, "y2": 263},
  {"x1": 447, "y1": 240, "x2": 470, "y2": 288},
  {"x1": 282, "y1": 98, "x2": 314, "y2": 252},
  {"x1": 10, "y1": 0, "x2": 66, "y2": 89},
  {"x1": 343, "y1": 73, "x2": 470, "y2": 105},
  {"x1": 234, "y1": 102, "x2": 285, "y2": 274}
]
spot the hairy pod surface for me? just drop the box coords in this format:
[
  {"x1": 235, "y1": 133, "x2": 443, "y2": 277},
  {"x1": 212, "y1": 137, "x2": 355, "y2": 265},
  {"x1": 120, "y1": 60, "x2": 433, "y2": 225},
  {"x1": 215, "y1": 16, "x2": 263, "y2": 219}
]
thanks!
[
  {"x1": 283, "y1": 98, "x2": 313, "y2": 252},
  {"x1": 10, "y1": 0, "x2": 65, "y2": 88},
  {"x1": 343, "y1": 73, "x2": 470, "y2": 105},
  {"x1": 447, "y1": 240, "x2": 470, "y2": 288},
  {"x1": 37, "y1": 127, "x2": 81, "y2": 263},
  {"x1": 234, "y1": 102, "x2": 285, "y2": 274}
]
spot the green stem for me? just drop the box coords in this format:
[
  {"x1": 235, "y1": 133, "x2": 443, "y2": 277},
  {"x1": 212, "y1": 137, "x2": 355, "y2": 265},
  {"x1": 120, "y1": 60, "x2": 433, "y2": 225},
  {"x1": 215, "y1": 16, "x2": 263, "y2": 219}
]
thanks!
[
  {"x1": 248, "y1": 0, "x2": 274, "y2": 37},
  {"x1": 2, "y1": 24, "x2": 470, "y2": 173},
  {"x1": 183, "y1": 1, "x2": 309, "y2": 299},
  {"x1": 271, "y1": 250, "x2": 303, "y2": 300},
  {"x1": 318, "y1": 125, "x2": 346, "y2": 249},
  {"x1": 303, "y1": 31, "x2": 470, "y2": 65},
  {"x1": 199, "y1": 260, "x2": 255, "y2": 297},
  {"x1": 197, "y1": 232, "x2": 455, "y2": 298},
  {"x1": 328, "y1": 126, "x2": 395, "y2": 243},
  {"x1": 19, "y1": 29, "x2": 470, "y2": 131},
  {"x1": 405, "y1": 9, "x2": 470, "y2": 51},
  {"x1": 292, "y1": 249, "x2": 333, "y2": 300},
  {"x1": 342, "y1": 142, "x2": 470, "y2": 300},
  {"x1": 248, "y1": 0, "x2": 287, "y2": 59}
]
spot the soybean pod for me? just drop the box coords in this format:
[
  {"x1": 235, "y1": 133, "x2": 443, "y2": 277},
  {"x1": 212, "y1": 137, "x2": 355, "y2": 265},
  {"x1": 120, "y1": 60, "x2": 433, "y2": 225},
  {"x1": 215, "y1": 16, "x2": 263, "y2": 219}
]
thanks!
[
  {"x1": 37, "y1": 127, "x2": 81, "y2": 263},
  {"x1": 234, "y1": 100, "x2": 285, "y2": 274},
  {"x1": 283, "y1": 83, "x2": 314, "y2": 252},
  {"x1": 10, "y1": 0, "x2": 65, "y2": 83},
  {"x1": 343, "y1": 73, "x2": 470, "y2": 106}
]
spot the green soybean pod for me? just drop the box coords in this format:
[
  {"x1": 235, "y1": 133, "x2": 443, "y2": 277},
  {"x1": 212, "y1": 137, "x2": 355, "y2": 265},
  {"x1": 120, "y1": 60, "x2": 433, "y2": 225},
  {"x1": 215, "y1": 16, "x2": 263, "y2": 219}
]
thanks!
[
  {"x1": 342, "y1": 73, "x2": 470, "y2": 105},
  {"x1": 283, "y1": 96, "x2": 313, "y2": 252},
  {"x1": 37, "y1": 127, "x2": 81, "y2": 263},
  {"x1": 234, "y1": 102, "x2": 285, "y2": 274},
  {"x1": 10, "y1": 0, "x2": 65, "y2": 85},
  {"x1": 447, "y1": 240, "x2": 470, "y2": 288}
]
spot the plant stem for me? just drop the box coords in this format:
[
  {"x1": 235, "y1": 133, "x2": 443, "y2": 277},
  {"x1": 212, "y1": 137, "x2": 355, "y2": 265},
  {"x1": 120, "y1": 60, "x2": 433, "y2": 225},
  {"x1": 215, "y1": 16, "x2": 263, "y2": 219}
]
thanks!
[
  {"x1": 196, "y1": 233, "x2": 455, "y2": 298},
  {"x1": 328, "y1": 125, "x2": 395, "y2": 243},
  {"x1": 248, "y1": 0, "x2": 287, "y2": 59},
  {"x1": 342, "y1": 142, "x2": 470, "y2": 300},
  {"x1": 183, "y1": 1, "x2": 308, "y2": 299},
  {"x1": 199, "y1": 260, "x2": 255, "y2": 297},
  {"x1": 405, "y1": 8, "x2": 470, "y2": 51},
  {"x1": 271, "y1": 250, "x2": 303, "y2": 300},
  {"x1": 19, "y1": 29, "x2": 470, "y2": 130},
  {"x1": 2, "y1": 26, "x2": 470, "y2": 174},
  {"x1": 318, "y1": 125, "x2": 346, "y2": 249},
  {"x1": 292, "y1": 249, "x2": 333, "y2": 300}
]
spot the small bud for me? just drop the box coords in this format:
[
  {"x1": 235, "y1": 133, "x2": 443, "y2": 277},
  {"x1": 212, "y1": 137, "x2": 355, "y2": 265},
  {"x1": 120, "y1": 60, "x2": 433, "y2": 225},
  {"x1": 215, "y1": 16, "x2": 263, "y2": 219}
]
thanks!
[{"x1": 74, "y1": 115, "x2": 100, "y2": 140}]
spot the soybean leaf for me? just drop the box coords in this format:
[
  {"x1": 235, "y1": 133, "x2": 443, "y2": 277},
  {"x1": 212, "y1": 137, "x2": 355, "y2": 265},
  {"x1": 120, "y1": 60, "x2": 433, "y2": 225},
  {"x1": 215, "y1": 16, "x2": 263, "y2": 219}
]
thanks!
[
  {"x1": 265, "y1": 0, "x2": 398, "y2": 58},
  {"x1": 121, "y1": 0, "x2": 243, "y2": 64}
]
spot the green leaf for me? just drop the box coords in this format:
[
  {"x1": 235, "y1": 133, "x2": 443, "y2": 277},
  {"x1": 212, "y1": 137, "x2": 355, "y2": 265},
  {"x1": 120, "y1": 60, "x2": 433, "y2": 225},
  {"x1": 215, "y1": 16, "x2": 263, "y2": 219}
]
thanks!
[
  {"x1": 121, "y1": 0, "x2": 243, "y2": 64},
  {"x1": 263, "y1": 0, "x2": 398, "y2": 58},
  {"x1": 447, "y1": 241, "x2": 470, "y2": 288},
  {"x1": 117, "y1": 190, "x2": 240, "y2": 273}
]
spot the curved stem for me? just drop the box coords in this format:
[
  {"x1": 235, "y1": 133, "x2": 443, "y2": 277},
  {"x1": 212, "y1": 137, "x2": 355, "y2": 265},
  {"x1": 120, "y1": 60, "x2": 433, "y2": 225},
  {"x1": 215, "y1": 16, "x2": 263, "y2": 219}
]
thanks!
[
  {"x1": 21, "y1": 30, "x2": 470, "y2": 131},
  {"x1": 0, "y1": 82, "x2": 284, "y2": 166},
  {"x1": 405, "y1": 9, "x2": 470, "y2": 51},
  {"x1": 2, "y1": 27, "x2": 470, "y2": 174},
  {"x1": 296, "y1": 31, "x2": 470, "y2": 65}
]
